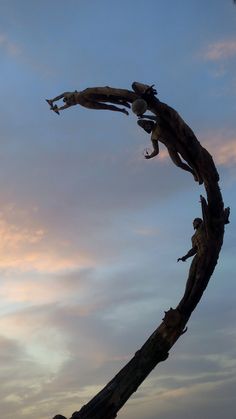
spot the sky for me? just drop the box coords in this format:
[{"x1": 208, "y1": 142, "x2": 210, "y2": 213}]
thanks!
[{"x1": 0, "y1": 0, "x2": 236, "y2": 418}]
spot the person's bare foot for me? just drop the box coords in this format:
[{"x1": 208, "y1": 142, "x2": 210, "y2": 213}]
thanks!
[
  {"x1": 52, "y1": 105, "x2": 60, "y2": 115},
  {"x1": 46, "y1": 99, "x2": 53, "y2": 108}
]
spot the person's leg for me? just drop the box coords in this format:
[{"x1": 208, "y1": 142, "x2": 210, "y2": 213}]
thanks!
[
  {"x1": 168, "y1": 148, "x2": 198, "y2": 181},
  {"x1": 177, "y1": 144, "x2": 203, "y2": 184},
  {"x1": 178, "y1": 256, "x2": 198, "y2": 311},
  {"x1": 83, "y1": 101, "x2": 129, "y2": 115}
]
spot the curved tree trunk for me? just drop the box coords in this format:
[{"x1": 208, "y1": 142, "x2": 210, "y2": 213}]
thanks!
[{"x1": 52, "y1": 83, "x2": 229, "y2": 419}]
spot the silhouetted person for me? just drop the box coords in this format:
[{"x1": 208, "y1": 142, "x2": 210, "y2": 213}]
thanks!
[
  {"x1": 137, "y1": 118, "x2": 203, "y2": 184},
  {"x1": 177, "y1": 217, "x2": 206, "y2": 310},
  {"x1": 46, "y1": 87, "x2": 131, "y2": 115}
]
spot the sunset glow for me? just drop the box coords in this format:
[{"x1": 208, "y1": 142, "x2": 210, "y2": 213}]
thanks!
[{"x1": 0, "y1": 1, "x2": 235, "y2": 419}]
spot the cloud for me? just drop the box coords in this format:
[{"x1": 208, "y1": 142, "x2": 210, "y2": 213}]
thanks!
[
  {"x1": 0, "y1": 305, "x2": 71, "y2": 376},
  {"x1": 124, "y1": 375, "x2": 236, "y2": 419},
  {"x1": 0, "y1": 211, "x2": 45, "y2": 247},
  {"x1": 0, "y1": 334, "x2": 54, "y2": 419},
  {"x1": 133, "y1": 227, "x2": 159, "y2": 236},
  {"x1": 0, "y1": 206, "x2": 94, "y2": 273},
  {"x1": 202, "y1": 133, "x2": 236, "y2": 168},
  {"x1": 0, "y1": 33, "x2": 21, "y2": 56},
  {"x1": 203, "y1": 39, "x2": 236, "y2": 61},
  {"x1": 213, "y1": 140, "x2": 236, "y2": 166},
  {"x1": 0, "y1": 269, "x2": 92, "y2": 305},
  {"x1": 0, "y1": 265, "x2": 234, "y2": 419}
]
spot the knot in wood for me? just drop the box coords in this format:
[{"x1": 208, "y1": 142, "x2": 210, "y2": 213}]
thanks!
[{"x1": 163, "y1": 308, "x2": 182, "y2": 328}]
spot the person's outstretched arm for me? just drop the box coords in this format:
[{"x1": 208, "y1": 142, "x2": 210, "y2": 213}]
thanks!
[
  {"x1": 145, "y1": 139, "x2": 159, "y2": 159},
  {"x1": 177, "y1": 246, "x2": 197, "y2": 262}
]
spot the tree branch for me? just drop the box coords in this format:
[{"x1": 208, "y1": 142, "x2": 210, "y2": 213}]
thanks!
[{"x1": 52, "y1": 82, "x2": 228, "y2": 419}]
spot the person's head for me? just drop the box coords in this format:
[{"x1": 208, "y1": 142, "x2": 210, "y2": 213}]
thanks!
[
  {"x1": 193, "y1": 218, "x2": 202, "y2": 230},
  {"x1": 132, "y1": 98, "x2": 148, "y2": 116},
  {"x1": 137, "y1": 119, "x2": 155, "y2": 134}
]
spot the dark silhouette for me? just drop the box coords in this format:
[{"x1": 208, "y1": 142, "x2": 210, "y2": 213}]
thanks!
[
  {"x1": 46, "y1": 87, "x2": 132, "y2": 115},
  {"x1": 177, "y1": 218, "x2": 206, "y2": 309},
  {"x1": 50, "y1": 82, "x2": 229, "y2": 419},
  {"x1": 137, "y1": 117, "x2": 203, "y2": 184}
]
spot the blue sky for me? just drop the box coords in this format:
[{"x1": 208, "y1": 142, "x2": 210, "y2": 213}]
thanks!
[{"x1": 0, "y1": 1, "x2": 236, "y2": 418}]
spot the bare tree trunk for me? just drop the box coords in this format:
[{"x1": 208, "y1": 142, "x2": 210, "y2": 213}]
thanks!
[{"x1": 52, "y1": 83, "x2": 229, "y2": 419}]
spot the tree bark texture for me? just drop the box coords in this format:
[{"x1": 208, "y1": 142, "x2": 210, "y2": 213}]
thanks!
[{"x1": 52, "y1": 83, "x2": 229, "y2": 419}]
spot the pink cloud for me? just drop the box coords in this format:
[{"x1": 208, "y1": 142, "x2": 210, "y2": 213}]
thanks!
[
  {"x1": 0, "y1": 249, "x2": 92, "y2": 273},
  {"x1": 203, "y1": 40, "x2": 236, "y2": 61},
  {"x1": 0, "y1": 208, "x2": 94, "y2": 273},
  {"x1": 0, "y1": 33, "x2": 21, "y2": 56},
  {"x1": 203, "y1": 134, "x2": 236, "y2": 167},
  {"x1": 213, "y1": 140, "x2": 236, "y2": 166},
  {"x1": 0, "y1": 274, "x2": 87, "y2": 305}
]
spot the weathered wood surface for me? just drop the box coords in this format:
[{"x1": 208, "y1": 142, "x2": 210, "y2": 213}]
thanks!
[{"x1": 52, "y1": 83, "x2": 229, "y2": 419}]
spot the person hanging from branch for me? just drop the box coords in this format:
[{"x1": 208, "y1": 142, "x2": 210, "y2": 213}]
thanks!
[
  {"x1": 177, "y1": 193, "x2": 229, "y2": 313},
  {"x1": 177, "y1": 217, "x2": 207, "y2": 311},
  {"x1": 46, "y1": 86, "x2": 132, "y2": 115},
  {"x1": 133, "y1": 102, "x2": 203, "y2": 184}
]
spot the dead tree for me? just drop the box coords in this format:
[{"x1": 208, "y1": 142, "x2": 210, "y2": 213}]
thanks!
[{"x1": 52, "y1": 82, "x2": 229, "y2": 419}]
